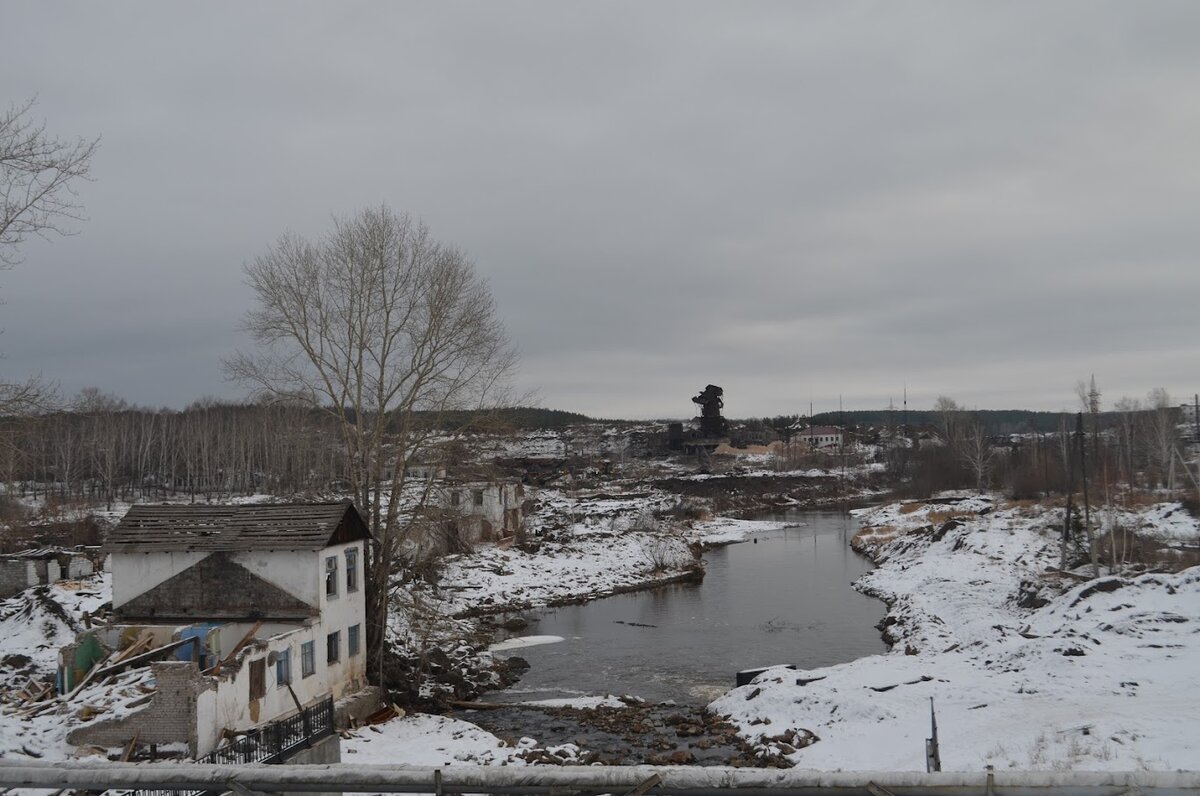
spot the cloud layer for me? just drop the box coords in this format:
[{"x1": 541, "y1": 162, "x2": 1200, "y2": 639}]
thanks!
[{"x1": 3, "y1": 2, "x2": 1198, "y2": 418}]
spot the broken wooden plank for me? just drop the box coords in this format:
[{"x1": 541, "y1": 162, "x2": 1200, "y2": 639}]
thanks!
[
  {"x1": 65, "y1": 650, "x2": 119, "y2": 701},
  {"x1": 120, "y1": 730, "x2": 140, "y2": 762},
  {"x1": 89, "y1": 637, "x2": 193, "y2": 683}
]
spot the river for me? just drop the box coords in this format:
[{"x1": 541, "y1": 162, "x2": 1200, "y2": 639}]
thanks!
[{"x1": 487, "y1": 508, "x2": 886, "y2": 705}]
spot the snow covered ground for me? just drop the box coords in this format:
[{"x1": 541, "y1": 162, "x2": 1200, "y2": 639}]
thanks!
[
  {"x1": 0, "y1": 573, "x2": 128, "y2": 761},
  {"x1": 711, "y1": 495, "x2": 1200, "y2": 771},
  {"x1": 433, "y1": 484, "x2": 789, "y2": 616}
]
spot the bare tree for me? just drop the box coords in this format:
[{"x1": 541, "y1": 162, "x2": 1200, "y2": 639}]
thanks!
[
  {"x1": 225, "y1": 205, "x2": 517, "y2": 683},
  {"x1": 958, "y1": 420, "x2": 995, "y2": 492},
  {"x1": 933, "y1": 395, "x2": 963, "y2": 447},
  {"x1": 1145, "y1": 387, "x2": 1178, "y2": 489},
  {"x1": 1, "y1": 99, "x2": 97, "y2": 416},
  {"x1": 0, "y1": 98, "x2": 99, "y2": 266}
]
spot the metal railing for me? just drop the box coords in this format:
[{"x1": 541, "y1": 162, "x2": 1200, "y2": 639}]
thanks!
[
  {"x1": 129, "y1": 696, "x2": 334, "y2": 796},
  {"x1": 5, "y1": 762, "x2": 1200, "y2": 796}
]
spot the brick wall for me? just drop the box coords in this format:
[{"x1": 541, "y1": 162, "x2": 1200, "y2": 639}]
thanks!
[
  {"x1": 0, "y1": 560, "x2": 36, "y2": 599},
  {"x1": 68, "y1": 662, "x2": 211, "y2": 755}
]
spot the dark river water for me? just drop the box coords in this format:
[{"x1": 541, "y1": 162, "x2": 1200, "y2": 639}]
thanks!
[{"x1": 489, "y1": 509, "x2": 886, "y2": 705}]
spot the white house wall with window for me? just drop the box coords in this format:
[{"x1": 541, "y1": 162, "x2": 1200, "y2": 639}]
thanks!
[{"x1": 69, "y1": 502, "x2": 372, "y2": 758}]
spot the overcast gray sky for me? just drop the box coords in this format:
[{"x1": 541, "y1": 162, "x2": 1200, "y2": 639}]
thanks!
[{"x1": 2, "y1": 2, "x2": 1198, "y2": 419}]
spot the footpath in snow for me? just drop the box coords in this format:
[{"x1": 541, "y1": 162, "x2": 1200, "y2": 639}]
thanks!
[{"x1": 710, "y1": 495, "x2": 1200, "y2": 771}]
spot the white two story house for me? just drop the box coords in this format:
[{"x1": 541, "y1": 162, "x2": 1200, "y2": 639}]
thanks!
[{"x1": 68, "y1": 502, "x2": 372, "y2": 757}]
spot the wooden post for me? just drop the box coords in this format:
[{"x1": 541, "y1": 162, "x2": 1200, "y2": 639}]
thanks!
[{"x1": 925, "y1": 697, "x2": 941, "y2": 772}]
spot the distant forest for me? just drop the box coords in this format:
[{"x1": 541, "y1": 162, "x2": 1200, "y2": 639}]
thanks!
[
  {"x1": 744, "y1": 409, "x2": 1146, "y2": 435},
  {"x1": 426, "y1": 407, "x2": 593, "y2": 430},
  {"x1": 0, "y1": 400, "x2": 594, "y2": 506}
]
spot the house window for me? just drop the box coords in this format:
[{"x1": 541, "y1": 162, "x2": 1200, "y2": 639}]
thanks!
[
  {"x1": 472, "y1": 489, "x2": 484, "y2": 507},
  {"x1": 325, "y1": 555, "x2": 338, "y2": 598},
  {"x1": 276, "y1": 648, "x2": 292, "y2": 687},
  {"x1": 450, "y1": 490, "x2": 460, "y2": 507},
  {"x1": 327, "y1": 630, "x2": 340, "y2": 664},
  {"x1": 249, "y1": 658, "x2": 265, "y2": 700},
  {"x1": 348, "y1": 624, "x2": 361, "y2": 657},
  {"x1": 301, "y1": 641, "x2": 315, "y2": 678},
  {"x1": 345, "y1": 547, "x2": 358, "y2": 593}
]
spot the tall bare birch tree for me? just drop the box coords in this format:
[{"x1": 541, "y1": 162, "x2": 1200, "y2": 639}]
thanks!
[{"x1": 225, "y1": 205, "x2": 516, "y2": 681}]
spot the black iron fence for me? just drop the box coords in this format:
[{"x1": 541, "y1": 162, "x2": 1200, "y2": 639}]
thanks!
[{"x1": 129, "y1": 696, "x2": 334, "y2": 796}]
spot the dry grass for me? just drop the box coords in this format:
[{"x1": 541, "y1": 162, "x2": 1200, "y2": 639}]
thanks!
[
  {"x1": 927, "y1": 510, "x2": 969, "y2": 525},
  {"x1": 899, "y1": 502, "x2": 925, "y2": 515},
  {"x1": 1116, "y1": 490, "x2": 1187, "y2": 509},
  {"x1": 851, "y1": 524, "x2": 900, "y2": 554}
]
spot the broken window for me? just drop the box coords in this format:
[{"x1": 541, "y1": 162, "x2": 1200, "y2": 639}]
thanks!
[
  {"x1": 473, "y1": 489, "x2": 484, "y2": 507},
  {"x1": 276, "y1": 648, "x2": 291, "y2": 687},
  {"x1": 345, "y1": 547, "x2": 358, "y2": 593},
  {"x1": 325, "y1": 555, "x2": 338, "y2": 598},
  {"x1": 348, "y1": 623, "x2": 361, "y2": 657},
  {"x1": 249, "y1": 658, "x2": 265, "y2": 700},
  {"x1": 327, "y1": 631, "x2": 340, "y2": 664},
  {"x1": 301, "y1": 641, "x2": 315, "y2": 677}
]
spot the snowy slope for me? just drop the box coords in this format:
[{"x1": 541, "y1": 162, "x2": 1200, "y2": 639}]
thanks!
[{"x1": 711, "y1": 497, "x2": 1200, "y2": 771}]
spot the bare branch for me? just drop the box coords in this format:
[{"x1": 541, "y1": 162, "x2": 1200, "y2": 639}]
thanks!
[{"x1": 1, "y1": 98, "x2": 100, "y2": 266}]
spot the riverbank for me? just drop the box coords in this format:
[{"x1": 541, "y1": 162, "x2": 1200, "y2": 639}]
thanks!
[
  {"x1": 379, "y1": 462, "x2": 889, "y2": 717},
  {"x1": 383, "y1": 484, "x2": 800, "y2": 707},
  {"x1": 709, "y1": 493, "x2": 1200, "y2": 771}
]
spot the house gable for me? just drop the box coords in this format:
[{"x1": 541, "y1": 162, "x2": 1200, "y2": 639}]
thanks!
[{"x1": 116, "y1": 552, "x2": 318, "y2": 622}]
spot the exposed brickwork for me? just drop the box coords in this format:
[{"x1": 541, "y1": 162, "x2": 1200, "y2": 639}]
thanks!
[
  {"x1": 117, "y1": 552, "x2": 316, "y2": 622},
  {"x1": 68, "y1": 662, "x2": 212, "y2": 755},
  {"x1": 0, "y1": 560, "x2": 35, "y2": 599}
]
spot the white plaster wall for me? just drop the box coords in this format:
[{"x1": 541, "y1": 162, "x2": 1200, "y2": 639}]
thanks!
[
  {"x1": 205, "y1": 616, "x2": 363, "y2": 744},
  {"x1": 317, "y1": 540, "x2": 367, "y2": 693},
  {"x1": 231, "y1": 550, "x2": 319, "y2": 606},
  {"x1": 112, "y1": 549, "x2": 320, "y2": 610},
  {"x1": 110, "y1": 551, "x2": 207, "y2": 608},
  {"x1": 198, "y1": 540, "x2": 368, "y2": 747},
  {"x1": 195, "y1": 686, "x2": 219, "y2": 756}
]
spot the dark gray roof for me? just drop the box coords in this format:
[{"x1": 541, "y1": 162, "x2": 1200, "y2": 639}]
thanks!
[{"x1": 105, "y1": 502, "x2": 370, "y2": 553}]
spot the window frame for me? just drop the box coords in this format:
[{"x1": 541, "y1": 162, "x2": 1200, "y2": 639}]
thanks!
[
  {"x1": 327, "y1": 630, "x2": 340, "y2": 665},
  {"x1": 249, "y1": 658, "x2": 266, "y2": 700},
  {"x1": 301, "y1": 641, "x2": 315, "y2": 678},
  {"x1": 325, "y1": 555, "x2": 338, "y2": 598},
  {"x1": 276, "y1": 648, "x2": 292, "y2": 687},
  {"x1": 345, "y1": 546, "x2": 358, "y2": 593},
  {"x1": 348, "y1": 623, "x2": 361, "y2": 657}
]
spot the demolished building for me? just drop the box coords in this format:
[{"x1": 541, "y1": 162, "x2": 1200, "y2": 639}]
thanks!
[{"x1": 65, "y1": 502, "x2": 372, "y2": 758}]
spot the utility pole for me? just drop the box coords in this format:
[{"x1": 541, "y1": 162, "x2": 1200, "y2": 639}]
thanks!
[
  {"x1": 1077, "y1": 412, "x2": 1097, "y2": 577},
  {"x1": 1061, "y1": 414, "x2": 1077, "y2": 572},
  {"x1": 1194, "y1": 393, "x2": 1199, "y2": 445}
]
